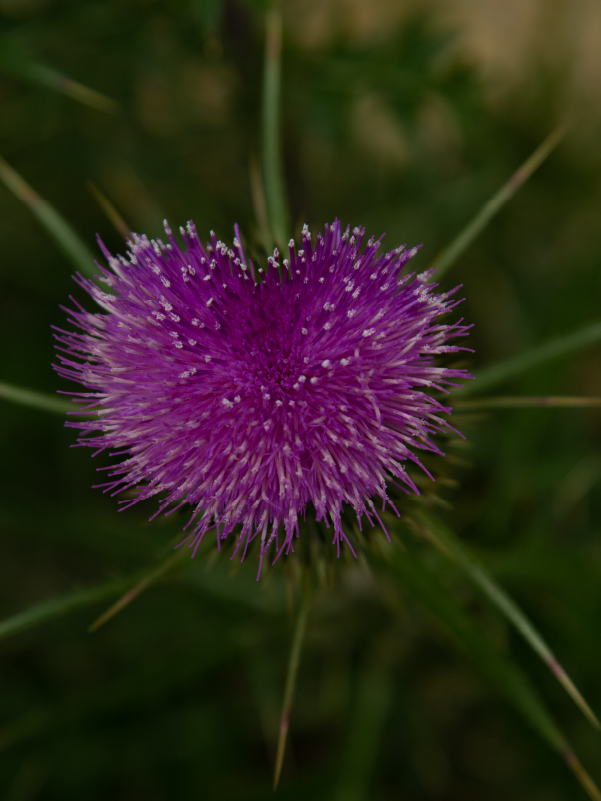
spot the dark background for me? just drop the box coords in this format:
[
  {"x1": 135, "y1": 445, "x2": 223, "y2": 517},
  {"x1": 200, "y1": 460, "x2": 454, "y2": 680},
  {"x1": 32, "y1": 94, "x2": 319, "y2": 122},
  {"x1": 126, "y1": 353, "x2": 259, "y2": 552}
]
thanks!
[{"x1": 1, "y1": 0, "x2": 601, "y2": 798}]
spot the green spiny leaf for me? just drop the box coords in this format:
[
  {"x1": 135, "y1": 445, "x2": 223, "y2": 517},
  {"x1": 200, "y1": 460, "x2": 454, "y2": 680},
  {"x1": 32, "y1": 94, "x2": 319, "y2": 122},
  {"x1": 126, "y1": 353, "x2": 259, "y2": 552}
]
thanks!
[
  {"x1": 87, "y1": 181, "x2": 131, "y2": 238},
  {"x1": 455, "y1": 320, "x2": 601, "y2": 396},
  {"x1": 0, "y1": 34, "x2": 118, "y2": 113},
  {"x1": 372, "y1": 542, "x2": 601, "y2": 800},
  {"x1": 0, "y1": 155, "x2": 96, "y2": 277},
  {"x1": 89, "y1": 548, "x2": 190, "y2": 632},
  {"x1": 429, "y1": 124, "x2": 566, "y2": 279},
  {"x1": 412, "y1": 508, "x2": 599, "y2": 729},
  {"x1": 0, "y1": 546, "x2": 288, "y2": 646},
  {"x1": 0, "y1": 578, "x2": 131, "y2": 642}
]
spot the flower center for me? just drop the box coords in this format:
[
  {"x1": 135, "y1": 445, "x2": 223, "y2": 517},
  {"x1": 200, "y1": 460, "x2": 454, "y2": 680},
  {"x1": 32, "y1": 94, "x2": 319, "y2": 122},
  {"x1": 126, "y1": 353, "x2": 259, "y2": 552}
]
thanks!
[{"x1": 225, "y1": 293, "x2": 308, "y2": 405}]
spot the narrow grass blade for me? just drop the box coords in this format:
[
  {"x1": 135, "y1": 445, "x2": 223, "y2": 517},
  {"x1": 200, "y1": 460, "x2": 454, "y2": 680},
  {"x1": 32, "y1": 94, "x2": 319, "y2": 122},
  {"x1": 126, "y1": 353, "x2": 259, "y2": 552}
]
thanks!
[
  {"x1": 564, "y1": 749, "x2": 601, "y2": 801},
  {"x1": 0, "y1": 549, "x2": 285, "y2": 647},
  {"x1": 455, "y1": 320, "x2": 601, "y2": 396},
  {"x1": 412, "y1": 509, "x2": 599, "y2": 729},
  {"x1": 0, "y1": 35, "x2": 118, "y2": 113},
  {"x1": 0, "y1": 578, "x2": 131, "y2": 642},
  {"x1": 429, "y1": 124, "x2": 567, "y2": 279},
  {"x1": 29, "y1": 65, "x2": 119, "y2": 114},
  {"x1": 89, "y1": 548, "x2": 189, "y2": 632},
  {"x1": 0, "y1": 155, "x2": 96, "y2": 276},
  {"x1": 273, "y1": 578, "x2": 311, "y2": 789},
  {"x1": 87, "y1": 181, "x2": 131, "y2": 238},
  {"x1": 249, "y1": 155, "x2": 273, "y2": 255},
  {"x1": 453, "y1": 396, "x2": 601, "y2": 410},
  {"x1": 0, "y1": 381, "x2": 73, "y2": 415},
  {"x1": 376, "y1": 544, "x2": 601, "y2": 800},
  {"x1": 262, "y1": 4, "x2": 289, "y2": 251}
]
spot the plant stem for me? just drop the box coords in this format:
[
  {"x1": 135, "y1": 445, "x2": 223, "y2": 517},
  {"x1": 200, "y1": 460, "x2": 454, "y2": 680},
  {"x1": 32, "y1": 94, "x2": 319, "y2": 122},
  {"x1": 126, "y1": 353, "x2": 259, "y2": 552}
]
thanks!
[
  {"x1": 262, "y1": 3, "x2": 289, "y2": 251},
  {"x1": 273, "y1": 576, "x2": 311, "y2": 789}
]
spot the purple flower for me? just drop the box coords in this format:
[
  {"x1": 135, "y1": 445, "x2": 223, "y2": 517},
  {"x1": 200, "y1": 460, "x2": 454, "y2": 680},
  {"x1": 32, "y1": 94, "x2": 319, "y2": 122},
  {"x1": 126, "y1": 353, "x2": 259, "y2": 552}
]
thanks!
[{"x1": 54, "y1": 219, "x2": 471, "y2": 572}]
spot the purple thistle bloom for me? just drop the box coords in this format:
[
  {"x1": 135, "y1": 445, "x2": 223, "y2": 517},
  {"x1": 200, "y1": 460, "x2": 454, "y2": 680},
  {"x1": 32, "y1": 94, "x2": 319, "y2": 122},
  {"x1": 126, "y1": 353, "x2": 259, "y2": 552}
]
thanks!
[{"x1": 54, "y1": 219, "x2": 471, "y2": 573}]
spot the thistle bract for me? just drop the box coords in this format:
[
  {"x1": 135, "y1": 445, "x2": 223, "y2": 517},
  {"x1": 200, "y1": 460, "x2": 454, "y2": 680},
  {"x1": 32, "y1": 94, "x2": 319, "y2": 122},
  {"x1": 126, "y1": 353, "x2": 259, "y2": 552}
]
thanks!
[{"x1": 54, "y1": 219, "x2": 471, "y2": 571}]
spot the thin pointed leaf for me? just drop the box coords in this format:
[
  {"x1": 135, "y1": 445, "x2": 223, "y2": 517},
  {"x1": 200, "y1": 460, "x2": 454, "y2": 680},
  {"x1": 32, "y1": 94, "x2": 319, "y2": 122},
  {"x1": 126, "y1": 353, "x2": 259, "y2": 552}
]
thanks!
[
  {"x1": 453, "y1": 396, "x2": 601, "y2": 410},
  {"x1": 249, "y1": 155, "x2": 273, "y2": 255},
  {"x1": 0, "y1": 552, "x2": 285, "y2": 646},
  {"x1": 0, "y1": 35, "x2": 118, "y2": 113},
  {"x1": 412, "y1": 509, "x2": 600, "y2": 730},
  {"x1": 0, "y1": 578, "x2": 131, "y2": 642},
  {"x1": 0, "y1": 381, "x2": 73, "y2": 415},
  {"x1": 0, "y1": 155, "x2": 96, "y2": 276},
  {"x1": 374, "y1": 544, "x2": 601, "y2": 800},
  {"x1": 455, "y1": 320, "x2": 601, "y2": 396},
  {"x1": 274, "y1": 578, "x2": 311, "y2": 789},
  {"x1": 429, "y1": 124, "x2": 567, "y2": 279},
  {"x1": 28, "y1": 66, "x2": 119, "y2": 114},
  {"x1": 87, "y1": 181, "x2": 131, "y2": 238},
  {"x1": 89, "y1": 548, "x2": 189, "y2": 632},
  {"x1": 262, "y1": 5, "x2": 289, "y2": 250}
]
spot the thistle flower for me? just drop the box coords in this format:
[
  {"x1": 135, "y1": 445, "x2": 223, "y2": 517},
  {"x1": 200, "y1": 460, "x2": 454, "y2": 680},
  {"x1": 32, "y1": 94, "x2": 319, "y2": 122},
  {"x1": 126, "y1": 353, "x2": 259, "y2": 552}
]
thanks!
[{"x1": 54, "y1": 219, "x2": 471, "y2": 571}]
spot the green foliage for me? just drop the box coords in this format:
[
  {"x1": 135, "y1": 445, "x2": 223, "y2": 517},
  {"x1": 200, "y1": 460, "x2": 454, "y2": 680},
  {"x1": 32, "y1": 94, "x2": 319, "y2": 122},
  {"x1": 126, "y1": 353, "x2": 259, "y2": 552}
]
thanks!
[{"x1": 0, "y1": 155, "x2": 97, "y2": 276}]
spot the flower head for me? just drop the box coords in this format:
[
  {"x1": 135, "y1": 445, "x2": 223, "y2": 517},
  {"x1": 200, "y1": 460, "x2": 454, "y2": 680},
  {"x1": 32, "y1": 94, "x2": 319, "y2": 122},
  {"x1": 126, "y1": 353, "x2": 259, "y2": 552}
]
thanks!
[{"x1": 54, "y1": 219, "x2": 471, "y2": 571}]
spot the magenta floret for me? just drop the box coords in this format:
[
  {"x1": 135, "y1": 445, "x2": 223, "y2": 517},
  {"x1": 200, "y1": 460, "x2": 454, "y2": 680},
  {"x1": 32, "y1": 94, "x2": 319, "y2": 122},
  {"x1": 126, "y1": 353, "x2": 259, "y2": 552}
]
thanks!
[{"x1": 54, "y1": 219, "x2": 471, "y2": 571}]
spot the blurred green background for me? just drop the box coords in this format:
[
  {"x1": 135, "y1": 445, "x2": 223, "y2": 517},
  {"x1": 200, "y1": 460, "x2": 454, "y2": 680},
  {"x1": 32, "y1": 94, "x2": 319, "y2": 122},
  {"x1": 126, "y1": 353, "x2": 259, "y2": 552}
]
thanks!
[{"x1": 2, "y1": 0, "x2": 601, "y2": 798}]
